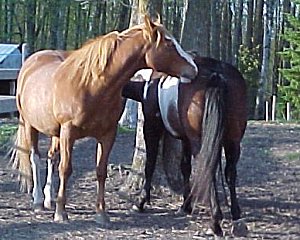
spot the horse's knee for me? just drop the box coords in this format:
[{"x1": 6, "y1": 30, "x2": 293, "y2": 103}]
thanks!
[{"x1": 58, "y1": 162, "x2": 72, "y2": 179}]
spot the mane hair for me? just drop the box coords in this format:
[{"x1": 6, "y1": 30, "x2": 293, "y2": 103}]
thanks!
[
  {"x1": 61, "y1": 20, "x2": 166, "y2": 87},
  {"x1": 63, "y1": 31, "x2": 119, "y2": 87}
]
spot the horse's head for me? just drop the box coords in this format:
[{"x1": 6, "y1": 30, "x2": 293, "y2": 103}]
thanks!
[{"x1": 142, "y1": 16, "x2": 198, "y2": 81}]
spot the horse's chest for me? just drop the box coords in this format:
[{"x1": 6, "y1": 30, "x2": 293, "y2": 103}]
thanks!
[{"x1": 157, "y1": 77, "x2": 182, "y2": 137}]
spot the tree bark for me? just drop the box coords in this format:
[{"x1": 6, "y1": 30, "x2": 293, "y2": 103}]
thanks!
[
  {"x1": 25, "y1": 0, "x2": 36, "y2": 53},
  {"x1": 210, "y1": 0, "x2": 221, "y2": 60},
  {"x1": 256, "y1": 1, "x2": 277, "y2": 120},
  {"x1": 253, "y1": 0, "x2": 264, "y2": 119},
  {"x1": 181, "y1": 0, "x2": 210, "y2": 55},
  {"x1": 245, "y1": 0, "x2": 254, "y2": 49},
  {"x1": 232, "y1": 0, "x2": 243, "y2": 66},
  {"x1": 124, "y1": 0, "x2": 178, "y2": 193}
]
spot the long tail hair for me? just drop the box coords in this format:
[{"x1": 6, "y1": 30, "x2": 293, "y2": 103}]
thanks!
[
  {"x1": 10, "y1": 114, "x2": 32, "y2": 193},
  {"x1": 191, "y1": 72, "x2": 225, "y2": 205}
]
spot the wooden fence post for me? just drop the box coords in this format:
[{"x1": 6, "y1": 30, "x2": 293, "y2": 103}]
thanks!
[
  {"x1": 271, "y1": 95, "x2": 276, "y2": 121},
  {"x1": 265, "y1": 101, "x2": 269, "y2": 122},
  {"x1": 287, "y1": 102, "x2": 290, "y2": 121}
]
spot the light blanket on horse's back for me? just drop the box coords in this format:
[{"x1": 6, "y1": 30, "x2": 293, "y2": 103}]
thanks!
[{"x1": 158, "y1": 76, "x2": 181, "y2": 137}]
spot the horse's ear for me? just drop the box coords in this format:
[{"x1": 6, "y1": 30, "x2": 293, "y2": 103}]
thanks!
[
  {"x1": 144, "y1": 15, "x2": 160, "y2": 44},
  {"x1": 156, "y1": 14, "x2": 161, "y2": 24},
  {"x1": 144, "y1": 15, "x2": 156, "y2": 33}
]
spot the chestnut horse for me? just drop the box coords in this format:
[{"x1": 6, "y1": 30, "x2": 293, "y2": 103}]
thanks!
[
  {"x1": 122, "y1": 55, "x2": 248, "y2": 236},
  {"x1": 11, "y1": 16, "x2": 198, "y2": 224}
]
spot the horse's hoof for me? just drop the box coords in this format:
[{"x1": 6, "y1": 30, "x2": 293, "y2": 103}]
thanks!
[
  {"x1": 175, "y1": 206, "x2": 190, "y2": 216},
  {"x1": 209, "y1": 222, "x2": 223, "y2": 237},
  {"x1": 181, "y1": 204, "x2": 192, "y2": 215},
  {"x1": 44, "y1": 200, "x2": 55, "y2": 210},
  {"x1": 132, "y1": 204, "x2": 142, "y2": 212},
  {"x1": 33, "y1": 203, "x2": 44, "y2": 212},
  {"x1": 54, "y1": 211, "x2": 68, "y2": 222},
  {"x1": 231, "y1": 219, "x2": 248, "y2": 237},
  {"x1": 95, "y1": 212, "x2": 110, "y2": 226}
]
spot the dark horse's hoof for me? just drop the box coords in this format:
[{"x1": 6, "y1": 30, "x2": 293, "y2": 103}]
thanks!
[
  {"x1": 175, "y1": 205, "x2": 192, "y2": 216},
  {"x1": 209, "y1": 222, "x2": 223, "y2": 237},
  {"x1": 231, "y1": 219, "x2": 248, "y2": 237}
]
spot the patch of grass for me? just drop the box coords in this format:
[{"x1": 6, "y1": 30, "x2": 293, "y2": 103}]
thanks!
[
  {"x1": 285, "y1": 152, "x2": 300, "y2": 161},
  {"x1": 117, "y1": 125, "x2": 136, "y2": 134},
  {"x1": 0, "y1": 123, "x2": 17, "y2": 149}
]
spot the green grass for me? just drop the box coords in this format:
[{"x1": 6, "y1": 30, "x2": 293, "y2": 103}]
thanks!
[
  {"x1": 285, "y1": 152, "x2": 300, "y2": 161},
  {"x1": 117, "y1": 125, "x2": 136, "y2": 134},
  {"x1": 0, "y1": 123, "x2": 17, "y2": 149}
]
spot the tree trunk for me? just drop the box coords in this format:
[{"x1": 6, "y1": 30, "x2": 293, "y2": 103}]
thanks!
[
  {"x1": 256, "y1": 1, "x2": 276, "y2": 120},
  {"x1": 210, "y1": 0, "x2": 221, "y2": 60},
  {"x1": 26, "y1": 0, "x2": 36, "y2": 53},
  {"x1": 232, "y1": 0, "x2": 243, "y2": 66},
  {"x1": 49, "y1": 0, "x2": 60, "y2": 49},
  {"x1": 220, "y1": 1, "x2": 229, "y2": 62},
  {"x1": 124, "y1": 0, "x2": 178, "y2": 193},
  {"x1": 181, "y1": 0, "x2": 210, "y2": 55},
  {"x1": 253, "y1": 0, "x2": 265, "y2": 119},
  {"x1": 245, "y1": 0, "x2": 254, "y2": 49}
]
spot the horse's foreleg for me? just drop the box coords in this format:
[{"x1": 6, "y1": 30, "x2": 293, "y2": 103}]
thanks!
[
  {"x1": 54, "y1": 123, "x2": 74, "y2": 222},
  {"x1": 95, "y1": 130, "x2": 116, "y2": 226},
  {"x1": 44, "y1": 136, "x2": 59, "y2": 209},
  {"x1": 179, "y1": 141, "x2": 192, "y2": 214},
  {"x1": 138, "y1": 121, "x2": 161, "y2": 211}
]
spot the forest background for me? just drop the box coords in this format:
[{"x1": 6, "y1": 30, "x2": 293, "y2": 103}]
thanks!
[{"x1": 0, "y1": 0, "x2": 299, "y2": 120}]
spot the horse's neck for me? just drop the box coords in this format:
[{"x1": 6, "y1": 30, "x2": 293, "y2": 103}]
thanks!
[{"x1": 107, "y1": 34, "x2": 148, "y2": 87}]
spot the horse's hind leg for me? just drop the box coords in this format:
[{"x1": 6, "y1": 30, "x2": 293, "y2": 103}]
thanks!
[
  {"x1": 224, "y1": 139, "x2": 248, "y2": 236},
  {"x1": 26, "y1": 124, "x2": 44, "y2": 211},
  {"x1": 224, "y1": 140, "x2": 241, "y2": 220},
  {"x1": 44, "y1": 136, "x2": 59, "y2": 209},
  {"x1": 209, "y1": 150, "x2": 223, "y2": 236}
]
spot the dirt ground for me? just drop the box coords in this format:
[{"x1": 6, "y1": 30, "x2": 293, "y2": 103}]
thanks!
[{"x1": 0, "y1": 121, "x2": 299, "y2": 239}]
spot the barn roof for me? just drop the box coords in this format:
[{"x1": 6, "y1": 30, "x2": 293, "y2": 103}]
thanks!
[{"x1": 0, "y1": 44, "x2": 20, "y2": 63}]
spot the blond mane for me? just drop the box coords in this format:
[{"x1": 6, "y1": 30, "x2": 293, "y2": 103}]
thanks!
[
  {"x1": 62, "y1": 20, "x2": 166, "y2": 87},
  {"x1": 63, "y1": 31, "x2": 119, "y2": 87}
]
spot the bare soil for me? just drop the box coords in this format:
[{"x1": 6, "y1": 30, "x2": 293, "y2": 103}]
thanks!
[{"x1": 0, "y1": 121, "x2": 299, "y2": 239}]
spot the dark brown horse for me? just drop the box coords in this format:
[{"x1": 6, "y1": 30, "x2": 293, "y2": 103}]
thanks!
[
  {"x1": 11, "y1": 16, "x2": 198, "y2": 225},
  {"x1": 122, "y1": 55, "x2": 248, "y2": 236}
]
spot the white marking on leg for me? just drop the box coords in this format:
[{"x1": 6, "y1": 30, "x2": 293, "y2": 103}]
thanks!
[
  {"x1": 30, "y1": 150, "x2": 44, "y2": 206},
  {"x1": 44, "y1": 157, "x2": 55, "y2": 208}
]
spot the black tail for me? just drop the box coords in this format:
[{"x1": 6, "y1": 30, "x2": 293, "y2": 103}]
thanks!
[{"x1": 191, "y1": 73, "x2": 225, "y2": 205}]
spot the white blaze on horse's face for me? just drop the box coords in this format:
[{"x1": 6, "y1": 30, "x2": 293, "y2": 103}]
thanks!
[{"x1": 165, "y1": 34, "x2": 198, "y2": 81}]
